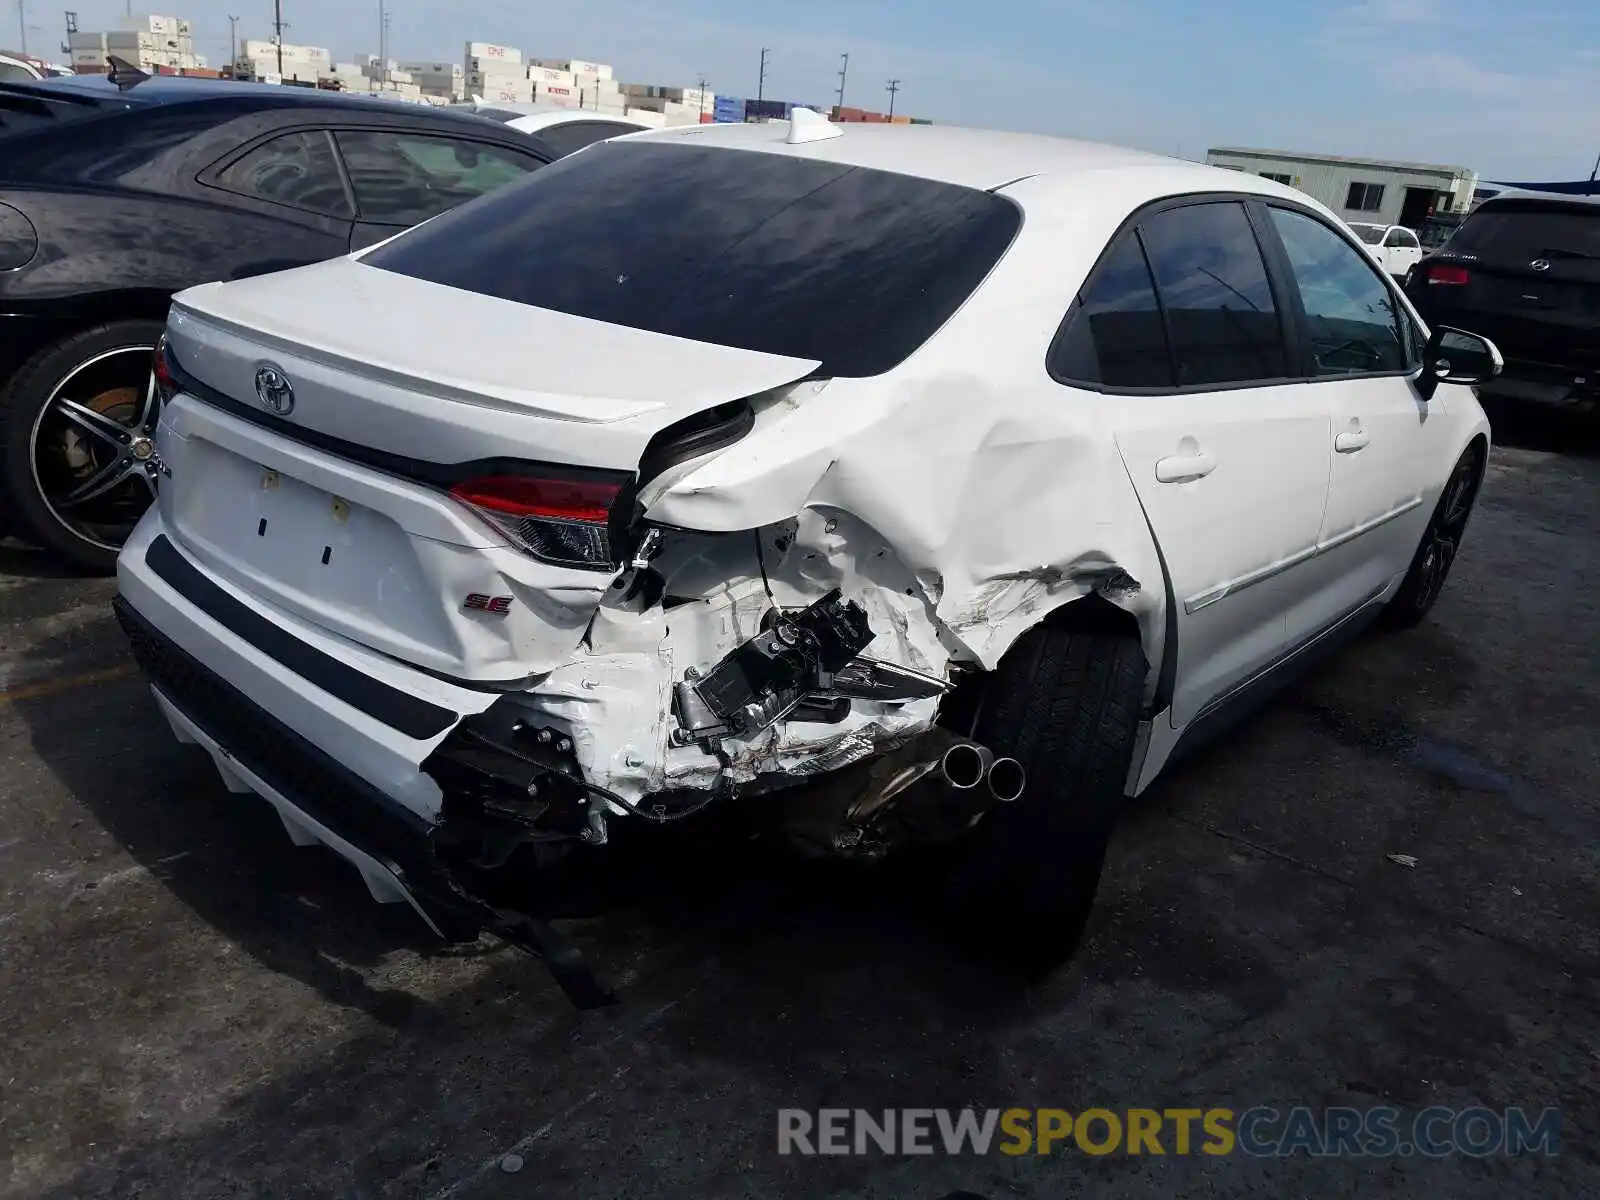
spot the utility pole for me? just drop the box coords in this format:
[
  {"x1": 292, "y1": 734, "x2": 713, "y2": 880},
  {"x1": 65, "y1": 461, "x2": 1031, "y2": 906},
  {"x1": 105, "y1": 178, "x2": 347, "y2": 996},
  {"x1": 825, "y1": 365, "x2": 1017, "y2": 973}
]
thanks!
[
  {"x1": 696, "y1": 74, "x2": 710, "y2": 120},
  {"x1": 381, "y1": 9, "x2": 391, "y2": 84},
  {"x1": 226, "y1": 14, "x2": 238, "y2": 71},
  {"x1": 271, "y1": 0, "x2": 284, "y2": 74},
  {"x1": 16, "y1": 0, "x2": 27, "y2": 56},
  {"x1": 756, "y1": 46, "x2": 769, "y2": 108},
  {"x1": 835, "y1": 52, "x2": 848, "y2": 110},
  {"x1": 61, "y1": 8, "x2": 76, "y2": 59},
  {"x1": 885, "y1": 78, "x2": 900, "y2": 118}
]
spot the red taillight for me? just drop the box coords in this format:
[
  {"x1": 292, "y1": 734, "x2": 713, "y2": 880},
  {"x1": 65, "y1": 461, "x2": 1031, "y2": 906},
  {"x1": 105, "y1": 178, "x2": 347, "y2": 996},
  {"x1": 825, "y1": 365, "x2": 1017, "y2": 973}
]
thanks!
[
  {"x1": 151, "y1": 333, "x2": 176, "y2": 400},
  {"x1": 449, "y1": 475, "x2": 624, "y2": 569},
  {"x1": 1427, "y1": 264, "x2": 1471, "y2": 286}
]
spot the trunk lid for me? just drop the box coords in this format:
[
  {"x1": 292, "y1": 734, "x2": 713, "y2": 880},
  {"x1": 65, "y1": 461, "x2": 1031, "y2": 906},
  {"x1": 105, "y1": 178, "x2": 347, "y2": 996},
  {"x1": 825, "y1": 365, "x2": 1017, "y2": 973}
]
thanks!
[{"x1": 158, "y1": 257, "x2": 819, "y2": 684}]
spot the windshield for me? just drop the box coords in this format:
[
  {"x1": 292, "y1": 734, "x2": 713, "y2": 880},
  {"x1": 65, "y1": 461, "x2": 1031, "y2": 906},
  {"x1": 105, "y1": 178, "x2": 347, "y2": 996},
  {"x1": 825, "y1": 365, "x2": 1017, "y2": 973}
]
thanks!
[
  {"x1": 366, "y1": 140, "x2": 1022, "y2": 378},
  {"x1": 1446, "y1": 202, "x2": 1600, "y2": 260},
  {"x1": 1351, "y1": 224, "x2": 1387, "y2": 245},
  {"x1": 0, "y1": 60, "x2": 39, "y2": 83}
]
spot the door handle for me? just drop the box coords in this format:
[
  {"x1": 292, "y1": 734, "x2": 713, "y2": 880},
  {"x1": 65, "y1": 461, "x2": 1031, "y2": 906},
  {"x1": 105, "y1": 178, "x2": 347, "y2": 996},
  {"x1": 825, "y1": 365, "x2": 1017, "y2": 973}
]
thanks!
[
  {"x1": 1154, "y1": 451, "x2": 1217, "y2": 483},
  {"x1": 1335, "y1": 429, "x2": 1370, "y2": 453}
]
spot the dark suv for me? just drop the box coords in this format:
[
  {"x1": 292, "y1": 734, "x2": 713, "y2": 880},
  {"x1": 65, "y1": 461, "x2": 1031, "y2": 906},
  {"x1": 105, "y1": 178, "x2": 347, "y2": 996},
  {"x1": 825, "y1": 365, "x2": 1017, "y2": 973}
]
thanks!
[{"x1": 1405, "y1": 191, "x2": 1600, "y2": 409}]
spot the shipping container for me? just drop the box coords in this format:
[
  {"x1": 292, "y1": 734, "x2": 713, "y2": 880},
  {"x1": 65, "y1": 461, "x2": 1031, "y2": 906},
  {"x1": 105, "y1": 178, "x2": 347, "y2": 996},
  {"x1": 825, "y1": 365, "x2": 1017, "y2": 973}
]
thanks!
[
  {"x1": 890, "y1": 114, "x2": 911, "y2": 125},
  {"x1": 121, "y1": 13, "x2": 178, "y2": 36},
  {"x1": 465, "y1": 41, "x2": 522, "y2": 63},
  {"x1": 399, "y1": 60, "x2": 461, "y2": 77},
  {"x1": 745, "y1": 98, "x2": 789, "y2": 121}
]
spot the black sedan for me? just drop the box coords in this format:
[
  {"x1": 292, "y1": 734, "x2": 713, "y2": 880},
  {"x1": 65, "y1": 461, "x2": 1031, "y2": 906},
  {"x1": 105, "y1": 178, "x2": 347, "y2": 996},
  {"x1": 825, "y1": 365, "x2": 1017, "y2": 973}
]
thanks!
[{"x1": 0, "y1": 68, "x2": 561, "y2": 569}]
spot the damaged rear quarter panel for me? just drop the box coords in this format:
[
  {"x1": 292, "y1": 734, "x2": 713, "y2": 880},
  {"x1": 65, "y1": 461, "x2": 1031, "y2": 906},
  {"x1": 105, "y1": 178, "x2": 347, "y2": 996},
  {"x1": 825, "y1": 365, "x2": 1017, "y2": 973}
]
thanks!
[{"x1": 641, "y1": 187, "x2": 1169, "y2": 695}]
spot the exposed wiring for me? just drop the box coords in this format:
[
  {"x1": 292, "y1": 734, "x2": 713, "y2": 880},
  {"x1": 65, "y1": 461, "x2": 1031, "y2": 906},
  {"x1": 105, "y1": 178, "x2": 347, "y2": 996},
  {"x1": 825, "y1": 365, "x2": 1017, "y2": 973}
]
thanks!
[
  {"x1": 577, "y1": 778, "x2": 721, "y2": 825},
  {"x1": 753, "y1": 529, "x2": 779, "y2": 609}
]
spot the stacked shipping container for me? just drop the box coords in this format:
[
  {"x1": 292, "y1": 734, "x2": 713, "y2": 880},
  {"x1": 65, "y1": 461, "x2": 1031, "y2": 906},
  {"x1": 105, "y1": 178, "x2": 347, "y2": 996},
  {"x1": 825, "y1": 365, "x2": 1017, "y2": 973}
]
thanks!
[
  {"x1": 68, "y1": 14, "x2": 206, "y2": 74},
  {"x1": 832, "y1": 106, "x2": 929, "y2": 124}
]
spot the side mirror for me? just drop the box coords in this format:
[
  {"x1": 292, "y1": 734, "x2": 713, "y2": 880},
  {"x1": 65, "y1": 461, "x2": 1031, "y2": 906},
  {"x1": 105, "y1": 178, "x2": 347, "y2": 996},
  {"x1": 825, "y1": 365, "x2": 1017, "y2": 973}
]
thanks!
[{"x1": 1415, "y1": 326, "x2": 1503, "y2": 400}]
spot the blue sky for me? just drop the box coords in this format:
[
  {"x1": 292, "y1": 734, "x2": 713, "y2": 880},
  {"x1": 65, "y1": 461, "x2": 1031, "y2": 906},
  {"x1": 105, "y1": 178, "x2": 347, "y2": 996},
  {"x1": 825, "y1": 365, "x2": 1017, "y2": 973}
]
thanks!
[{"x1": 39, "y1": 0, "x2": 1600, "y2": 179}]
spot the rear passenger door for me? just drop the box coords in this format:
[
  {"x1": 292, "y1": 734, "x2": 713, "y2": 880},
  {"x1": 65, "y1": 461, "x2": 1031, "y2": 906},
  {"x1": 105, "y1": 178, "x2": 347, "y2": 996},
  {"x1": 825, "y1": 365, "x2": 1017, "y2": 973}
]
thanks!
[
  {"x1": 199, "y1": 128, "x2": 357, "y2": 273},
  {"x1": 1260, "y1": 205, "x2": 1434, "y2": 625},
  {"x1": 1382, "y1": 226, "x2": 1423, "y2": 279},
  {"x1": 1052, "y1": 197, "x2": 1333, "y2": 728},
  {"x1": 332, "y1": 129, "x2": 548, "y2": 249}
]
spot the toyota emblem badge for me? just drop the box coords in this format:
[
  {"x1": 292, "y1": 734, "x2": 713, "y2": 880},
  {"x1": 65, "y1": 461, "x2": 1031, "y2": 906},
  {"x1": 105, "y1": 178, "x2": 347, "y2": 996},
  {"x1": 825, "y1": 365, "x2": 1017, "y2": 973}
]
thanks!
[{"x1": 254, "y1": 363, "x2": 295, "y2": 415}]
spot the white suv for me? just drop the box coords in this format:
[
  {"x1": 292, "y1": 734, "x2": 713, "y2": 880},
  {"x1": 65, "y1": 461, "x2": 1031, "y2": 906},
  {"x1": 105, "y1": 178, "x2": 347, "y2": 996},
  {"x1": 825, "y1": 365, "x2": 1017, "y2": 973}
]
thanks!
[{"x1": 115, "y1": 115, "x2": 1500, "y2": 1000}]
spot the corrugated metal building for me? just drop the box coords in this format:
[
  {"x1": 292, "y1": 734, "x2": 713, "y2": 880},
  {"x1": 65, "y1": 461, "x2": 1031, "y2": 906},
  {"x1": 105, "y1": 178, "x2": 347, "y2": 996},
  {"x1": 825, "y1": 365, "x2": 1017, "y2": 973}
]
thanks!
[{"x1": 1204, "y1": 146, "x2": 1478, "y2": 230}]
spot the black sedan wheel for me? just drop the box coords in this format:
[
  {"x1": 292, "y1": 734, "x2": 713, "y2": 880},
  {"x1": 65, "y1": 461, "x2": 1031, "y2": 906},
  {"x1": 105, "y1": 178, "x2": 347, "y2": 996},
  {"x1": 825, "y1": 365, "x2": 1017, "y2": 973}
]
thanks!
[
  {"x1": 0, "y1": 320, "x2": 166, "y2": 573},
  {"x1": 1384, "y1": 441, "x2": 1484, "y2": 628}
]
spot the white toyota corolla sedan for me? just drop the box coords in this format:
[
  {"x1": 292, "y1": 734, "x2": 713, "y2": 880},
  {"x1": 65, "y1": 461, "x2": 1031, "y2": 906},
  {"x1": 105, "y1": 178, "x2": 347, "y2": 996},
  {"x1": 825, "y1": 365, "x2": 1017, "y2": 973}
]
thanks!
[{"x1": 114, "y1": 112, "x2": 1500, "y2": 999}]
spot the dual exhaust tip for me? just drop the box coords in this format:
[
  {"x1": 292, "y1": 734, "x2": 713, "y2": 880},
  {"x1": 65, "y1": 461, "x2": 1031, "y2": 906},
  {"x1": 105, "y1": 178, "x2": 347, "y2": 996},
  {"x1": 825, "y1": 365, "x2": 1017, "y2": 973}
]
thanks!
[{"x1": 937, "y1": 741, "x2": 1026, "y2": 804}]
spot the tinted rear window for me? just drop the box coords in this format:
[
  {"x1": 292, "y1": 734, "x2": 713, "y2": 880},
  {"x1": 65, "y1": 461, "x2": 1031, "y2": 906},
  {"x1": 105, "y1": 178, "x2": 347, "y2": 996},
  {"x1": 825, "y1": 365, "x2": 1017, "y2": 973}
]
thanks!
[
  {"x1": 1351, "y1": 224, "x2": 1386, "y2": 245},
  {"x1": 1447, "y1": 202, "x2": 1600, "y2": 260},
  {"x1": 365, "y1": 141, "x2": 1022, "y2": 377}
]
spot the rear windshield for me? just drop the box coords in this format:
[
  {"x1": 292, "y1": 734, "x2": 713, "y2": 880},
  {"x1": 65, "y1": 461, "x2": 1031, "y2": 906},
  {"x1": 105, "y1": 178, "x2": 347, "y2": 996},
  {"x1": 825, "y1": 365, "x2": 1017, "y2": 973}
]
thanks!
[
  {"x1": 1446, "y1": 202, "x2": 1600, "y2": 261},
  {"x1": 1351, "y1": 224, "x2": 1386, "y2": 245},
  {"x1": 475, "y1": 108, "x2": 521, "y2": 123},
  {"x1": 365, "y1": 140, "x2": 1022, "y2": 378}
]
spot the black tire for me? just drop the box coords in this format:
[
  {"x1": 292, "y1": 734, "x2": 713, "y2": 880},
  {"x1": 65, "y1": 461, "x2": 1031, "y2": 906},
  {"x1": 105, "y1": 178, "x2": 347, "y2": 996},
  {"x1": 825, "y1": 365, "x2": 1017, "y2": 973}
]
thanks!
[
  {"x1": 0, "y1": 319, "x2": 165, "y2": 573},
  {"x1": 1383, "y1": 440, "x2": 1485, "y2": 630},
  {"x1": 946, "y1": 626, "x2": 1146, "y2": 975}
]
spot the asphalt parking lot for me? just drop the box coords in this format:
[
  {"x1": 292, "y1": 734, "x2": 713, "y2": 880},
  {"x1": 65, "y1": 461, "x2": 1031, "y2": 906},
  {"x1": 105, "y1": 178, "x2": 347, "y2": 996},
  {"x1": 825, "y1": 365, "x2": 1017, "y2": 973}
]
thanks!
[{"x1": 1, "y1": 401, "x2": 1597, "y2": 1199}]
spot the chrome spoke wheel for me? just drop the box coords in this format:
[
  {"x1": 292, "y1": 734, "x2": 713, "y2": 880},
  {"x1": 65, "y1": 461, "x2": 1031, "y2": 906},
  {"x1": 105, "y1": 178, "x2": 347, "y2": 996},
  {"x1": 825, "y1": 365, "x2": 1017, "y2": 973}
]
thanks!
[{"x1": 27, "y1": 345, "x2": 162, "y2": 553}]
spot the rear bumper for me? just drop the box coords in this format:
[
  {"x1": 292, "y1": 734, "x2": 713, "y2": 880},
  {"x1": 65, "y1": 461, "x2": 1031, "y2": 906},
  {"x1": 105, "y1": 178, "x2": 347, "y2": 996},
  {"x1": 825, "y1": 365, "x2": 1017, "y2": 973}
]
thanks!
[
  {"x1": 113, "y1": 511, "x2": 524, "y2": 934},
  {"x1": 114, "y1": 594, "x2": 483, "y2": 938}
]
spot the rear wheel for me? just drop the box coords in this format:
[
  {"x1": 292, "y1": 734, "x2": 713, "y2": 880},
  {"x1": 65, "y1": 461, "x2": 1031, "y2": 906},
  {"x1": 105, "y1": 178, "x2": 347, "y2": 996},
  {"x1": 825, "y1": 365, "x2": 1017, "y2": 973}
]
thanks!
[
  {"x1": 0, "y1": 320, "x2": 165, "y2": 573},
  {"x1": 1383, "y1": 441, "x2": 1484, "y2": 629},
  {"x1": 945, "y1": 626, "x2": 1146, "y2": 975}
]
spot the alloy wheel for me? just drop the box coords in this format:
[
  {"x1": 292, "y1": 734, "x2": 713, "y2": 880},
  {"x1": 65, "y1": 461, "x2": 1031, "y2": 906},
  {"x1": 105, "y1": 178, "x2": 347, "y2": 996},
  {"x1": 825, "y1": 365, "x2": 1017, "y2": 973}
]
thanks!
[
  {"x1": 1410, "y1": 450, "x2": 1479, "y2": 614},
  {"x1": 27, "y1": 345, "x2": 162, "y2": 553}
]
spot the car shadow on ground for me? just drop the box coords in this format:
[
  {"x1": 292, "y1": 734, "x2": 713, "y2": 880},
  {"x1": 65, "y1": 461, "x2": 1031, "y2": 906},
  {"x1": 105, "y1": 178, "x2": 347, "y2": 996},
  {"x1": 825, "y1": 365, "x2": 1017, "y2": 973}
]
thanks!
[
  {"x1": 1477, "y1": 394, "x2": 1600, "y2": 458},
  {"x1": 14, "y1": 620, "x2": 1071, "y2": 1198},
  {"x1": 10, "y1": 615, "x2": 1050, "y2": 1032},
  {"x1": 0, "y1": 536, "x2": 99, "y2": 580}
]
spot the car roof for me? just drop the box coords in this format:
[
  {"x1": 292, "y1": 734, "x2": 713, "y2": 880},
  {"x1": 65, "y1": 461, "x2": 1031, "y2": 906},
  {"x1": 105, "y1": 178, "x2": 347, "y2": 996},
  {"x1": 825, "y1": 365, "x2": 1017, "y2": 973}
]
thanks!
[
  {"x1": 628, "y1": 119, "x2": 1255, "y2": 194},
  {"x1": 1476, "y1": 188, "x2": 1600, "y2": 211},
  {"x1": 17, "y1": 72, "x2": 517, "y2": 127},
  {"x1": 477, "y1": 104, "x2": 645, "y2": 129}
]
